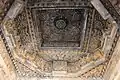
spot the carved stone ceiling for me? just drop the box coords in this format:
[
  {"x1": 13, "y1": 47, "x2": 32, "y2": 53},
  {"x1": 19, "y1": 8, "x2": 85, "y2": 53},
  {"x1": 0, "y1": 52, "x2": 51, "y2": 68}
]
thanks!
[{"x1": 0, "y1": 0, "x2": 120, "y2": 80}]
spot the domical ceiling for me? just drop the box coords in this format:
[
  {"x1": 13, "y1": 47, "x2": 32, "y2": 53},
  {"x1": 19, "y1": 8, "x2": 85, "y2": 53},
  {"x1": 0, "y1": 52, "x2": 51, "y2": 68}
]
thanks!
[{"x1": 0, "y1": 0, "x2": 120, "y2": 80}]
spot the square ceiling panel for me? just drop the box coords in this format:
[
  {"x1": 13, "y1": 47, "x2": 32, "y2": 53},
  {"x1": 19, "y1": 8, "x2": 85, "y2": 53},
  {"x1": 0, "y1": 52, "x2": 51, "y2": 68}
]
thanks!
[{"x1": 35, "y1": 9, "x2": 87, "y2": 47}]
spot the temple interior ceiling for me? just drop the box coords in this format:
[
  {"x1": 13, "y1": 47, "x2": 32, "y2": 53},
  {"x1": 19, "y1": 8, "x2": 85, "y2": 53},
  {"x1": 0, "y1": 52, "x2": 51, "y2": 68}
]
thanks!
[{"x1": 0, "y1": 0, "x2": 120, "y2": 80}]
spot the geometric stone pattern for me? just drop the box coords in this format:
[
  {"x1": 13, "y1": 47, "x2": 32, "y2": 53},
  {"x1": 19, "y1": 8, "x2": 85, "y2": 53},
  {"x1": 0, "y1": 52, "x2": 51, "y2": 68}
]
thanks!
[
  {"x1": 28, "y1": 0, "x2": 88, "y2": 9},
  {"x1": 110, "y1": 0, "x2": 120, "y2": 14},
  {"x1": 11, "y1": 6, "x2": 107, "y2": 78},
  {"x1": 53, "y1": 61, "x2": 67, "y2": 71},
  {"x1": 37, "y1": 9, "x2": 85, "y2": 47},
  {"x1": 0, "y1": 37, "x2": 16, "y2": 80},
  {"x1": 1, "y1": 0, "x2": 120, "y2": 80}
]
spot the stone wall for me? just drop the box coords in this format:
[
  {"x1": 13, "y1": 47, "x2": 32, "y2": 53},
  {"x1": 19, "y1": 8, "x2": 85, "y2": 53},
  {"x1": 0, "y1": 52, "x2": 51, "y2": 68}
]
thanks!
[
  {"x1": 104, "y1": 37, "x2": 120, "y2": 80},
  {"x1": 0, "y1": 37, "x2": 16, "y2": 80}
]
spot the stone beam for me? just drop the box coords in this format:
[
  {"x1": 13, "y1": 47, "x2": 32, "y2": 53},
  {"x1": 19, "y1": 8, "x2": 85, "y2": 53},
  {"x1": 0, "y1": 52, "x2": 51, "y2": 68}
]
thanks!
[
  {"x1": 104, "y1": 37, "x2": 120, "y2": 80},
  {"x1": 0, "y1": 0, "x2": 24, "y2": 53},
  {"x1": 5, "y1": 0, "x2": 24, "y2": 20},
  {"x1": 0, "y1": 38, "x2": 16, "y2": 80},
  {"x1": 66, "y1": 58, "x2": 105, "y2": 77},
  {"x1": 99, "y1": 0, "x2": 120, "y2": 25},
  {"x1": 91, "y1": 0, "x2": 111, "y2": 20},
  {"x1": 90, "y1": 0, "x2": 119, "y2": 61}
]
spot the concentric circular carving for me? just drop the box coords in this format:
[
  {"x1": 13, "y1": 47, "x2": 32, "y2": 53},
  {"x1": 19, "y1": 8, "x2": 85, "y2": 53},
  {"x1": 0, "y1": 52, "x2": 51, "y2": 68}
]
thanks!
[{"x1": 54, "y1": 16, "x2": 68, "y2": 30}]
